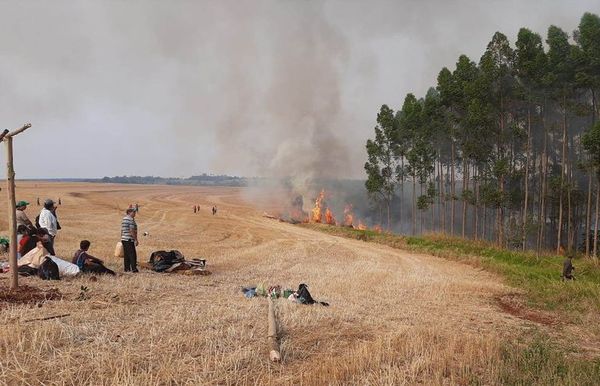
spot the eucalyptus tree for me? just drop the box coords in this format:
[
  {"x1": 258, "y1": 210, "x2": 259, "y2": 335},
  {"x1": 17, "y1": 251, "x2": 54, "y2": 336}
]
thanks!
[
  {"x1": 545, "y1": 25, "x2": 577, "y2": 252},
  {"x1": 515, "y1": 28, "x2": 547, "y2": 250},
  {"x1": 479, "y1": 32, "x2": 516, "y2": 246},
  {"x1": 364, "y1": 105, "x2": 398, "y2": 230}
]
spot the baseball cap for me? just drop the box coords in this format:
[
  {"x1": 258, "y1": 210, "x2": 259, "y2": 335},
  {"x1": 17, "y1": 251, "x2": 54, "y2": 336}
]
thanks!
[{"x1": 16, "y1": 200, "x2": 29, "y2": 208}]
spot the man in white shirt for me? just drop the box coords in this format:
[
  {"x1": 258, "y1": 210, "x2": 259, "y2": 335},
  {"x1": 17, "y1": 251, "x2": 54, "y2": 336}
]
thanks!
[{"x1": 38, "y1": 199, "x2": 58, "y2": 254}]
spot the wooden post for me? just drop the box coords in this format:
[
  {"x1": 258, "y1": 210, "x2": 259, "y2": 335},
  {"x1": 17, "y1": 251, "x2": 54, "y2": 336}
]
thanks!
[
  {"x1": 267, "y1": 297, "x2": 281, "y2": 362},
  {"x1": 3, "y1": 123, "x2": 31, "y2": 290},
  {"x1": 5, "y1": 136, "x2": 18, "y2": 289}
]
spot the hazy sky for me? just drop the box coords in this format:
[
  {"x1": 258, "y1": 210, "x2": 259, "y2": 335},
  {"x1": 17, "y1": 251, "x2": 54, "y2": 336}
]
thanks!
[{"x1": 1, "y1": 0, "x2": 598, "y2": 179}]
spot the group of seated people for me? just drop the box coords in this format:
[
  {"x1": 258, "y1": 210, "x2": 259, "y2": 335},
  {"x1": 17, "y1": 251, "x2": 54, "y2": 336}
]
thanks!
[{"x1": 17, "y1": 225, "x2": 115, "y2": 278}]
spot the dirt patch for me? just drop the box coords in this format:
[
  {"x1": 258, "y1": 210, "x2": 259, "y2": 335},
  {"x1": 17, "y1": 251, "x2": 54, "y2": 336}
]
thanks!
[
  {"x1": 0, "y1": 285, "x2": 62, "y2": 309},
  {"x1": 496, "y1": 294, "x2": 558, "y2": 326}
]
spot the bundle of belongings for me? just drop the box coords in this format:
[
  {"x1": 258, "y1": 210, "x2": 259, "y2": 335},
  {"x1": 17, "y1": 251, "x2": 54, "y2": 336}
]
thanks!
[
  {"x1": 146, "y1": 250, "x2": 209, "y2": 275},
  {"x1": 242, "y1": 283, "x2": 329, "y2": 306},
  {"x1": 17, "y1": 243, "x2": 80, "y2": 280}
]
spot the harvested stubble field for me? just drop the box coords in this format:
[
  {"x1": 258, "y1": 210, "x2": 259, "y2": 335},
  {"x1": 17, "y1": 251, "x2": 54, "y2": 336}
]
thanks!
[{"x1": 0, "y1": 182, "x2": 598, "y2": 385}]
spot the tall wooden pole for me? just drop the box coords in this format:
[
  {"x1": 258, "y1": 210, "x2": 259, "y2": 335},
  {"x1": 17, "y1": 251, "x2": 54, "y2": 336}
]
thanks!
[
  {"x1": 3, "y1": 123, "x2": 31, "y2": 290},
  {"x1": 5, "y1": 136, "x2": 18, "y2": 289}
]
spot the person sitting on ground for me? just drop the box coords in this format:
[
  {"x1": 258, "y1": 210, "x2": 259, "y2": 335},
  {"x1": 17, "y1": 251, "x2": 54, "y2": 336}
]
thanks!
[
  {"x1": 16, "y1": 200, "x2": 35, "y2": 231},
  {"x1": 72, "y1": 240, "x2": 116, "y2": 275},
  {"x1": 20, "y1": 227, "x2": 55, "y2": 256},
  {"x1": 17, "y1": 225, "x2": 28, "y2": 259},
  {"x1": 562, "y1": 254, "x2": 575, "y2": 281}
]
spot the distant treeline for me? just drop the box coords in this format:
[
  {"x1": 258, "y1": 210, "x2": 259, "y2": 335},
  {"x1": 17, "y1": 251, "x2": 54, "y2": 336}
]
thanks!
[
  {"x1": 97, "y1": 174, "x2": 247, "y2": 187},
  {"x1": 365, "y1": 12, "x2": 600, "y2": 256}
]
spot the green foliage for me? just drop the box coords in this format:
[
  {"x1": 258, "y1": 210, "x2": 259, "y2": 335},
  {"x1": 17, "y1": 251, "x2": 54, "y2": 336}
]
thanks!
[{"x1": 583, "y1": 121, "x2": 600, "y2": 178}]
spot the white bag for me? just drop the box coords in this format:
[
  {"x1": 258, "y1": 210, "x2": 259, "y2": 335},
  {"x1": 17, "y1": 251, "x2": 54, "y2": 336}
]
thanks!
[
  {"x1": 49, "y1": 256, "x2": 80, "y2": 277},
  {"x1": 114, "y1": 241, "x2": 124, "y2": 258}
]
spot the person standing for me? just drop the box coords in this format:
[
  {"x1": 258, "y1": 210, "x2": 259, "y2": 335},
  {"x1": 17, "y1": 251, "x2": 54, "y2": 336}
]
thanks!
[
  {"x1": 38, "y1": 199, "x2": 58, "y2": 253},
  {"x1": 16, "y1": 200, "x2": 35, "y2": 230},
  {"x1": 121, "y1": 208, "x2": 139, "y2": 272}
]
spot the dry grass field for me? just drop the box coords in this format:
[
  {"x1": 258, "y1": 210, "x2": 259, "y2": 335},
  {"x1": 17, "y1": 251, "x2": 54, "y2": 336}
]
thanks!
[{"x1": 0, "y1": 182, "x2": 596, "y2": 385}]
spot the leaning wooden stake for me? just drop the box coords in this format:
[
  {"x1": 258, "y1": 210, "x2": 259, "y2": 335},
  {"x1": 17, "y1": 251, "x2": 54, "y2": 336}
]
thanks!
[
  {"x1": 3, "y1": 123, "x2": 31, "y2": 290},
  {"x1": 268, "y1": 297, "x2": 281, "y2": 362}
]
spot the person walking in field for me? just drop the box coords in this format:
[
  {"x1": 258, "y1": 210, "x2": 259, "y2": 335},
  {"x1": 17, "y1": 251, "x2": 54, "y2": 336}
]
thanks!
[
  {"x1": 16, "y1": 200, "x2": 35, "y2": 230},
  {"x1": 121, "y1": 208, "x2": 139, "y2": 272},
  {"x1": 38, "y1": 199, "x2": 58, "y2": 253}
]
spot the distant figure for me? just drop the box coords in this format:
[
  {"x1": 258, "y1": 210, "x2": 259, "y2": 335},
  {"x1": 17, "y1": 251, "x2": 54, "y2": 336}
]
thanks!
[
  {"x1": 37, "y1": 197, "x2": 40, "y2": 206},
  {"x1": 135, "y1": 203, "x2": 139, "y2": 212},
  {"x1": 212, "y1": 206, "x2": 217, "y2": 216},
  {"x1": 58, "y1": 198, "x2": 62, "y2": 205},
  {"x1": 121, "y1": 208, "x2": 139, "y2": 273},
  {"x1": 194, "y1": 205, "x2": 197, "y2": 214},
  {"x1": 38, "y1": 199, "x2": 58, "y2": 253},
  {"x1": 16, "y1": 200, "x2": 35, "y2": 230},
  {"x1": 562, "y1": 255, "x2": 575, "y2": 281},
  {"x1": 72, "y1": 240, "x2": 115, "y2": 275}
]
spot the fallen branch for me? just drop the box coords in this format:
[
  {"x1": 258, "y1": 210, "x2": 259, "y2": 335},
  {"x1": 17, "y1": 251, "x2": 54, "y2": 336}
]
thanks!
[
  {"x1": 23, "y1": 313, "x2": 70, "y2": 323},
  {"x1": 268, "y1": 297, "x2": 281, "y2": 362}
]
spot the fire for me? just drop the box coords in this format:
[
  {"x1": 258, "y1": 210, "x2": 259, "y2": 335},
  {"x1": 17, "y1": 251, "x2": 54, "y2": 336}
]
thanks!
[
  {"x1": 373, "y1": 224, "x2": 383, "y2": 233},
  {"x1": 357, "y1": 221, "x2": 367, "y2": 230},
  {"x1": 311, "y1": 190, "x2": 325, "y2": 223},
  {"x1": 325, "y1": 208, "x2": 336, "y2": 225},
  {"x1": 343, "y1": 204, "x2": 354, "y2": 227}
]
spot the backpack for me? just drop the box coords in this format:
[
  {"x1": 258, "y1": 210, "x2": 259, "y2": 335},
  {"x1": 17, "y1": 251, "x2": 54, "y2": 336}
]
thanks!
[
  {"x1": 296, "y1": 283, "x2": 329, "y2": 306},
  {"x1": 38, "y1": 256, "x2": 60, "y2": 280}
]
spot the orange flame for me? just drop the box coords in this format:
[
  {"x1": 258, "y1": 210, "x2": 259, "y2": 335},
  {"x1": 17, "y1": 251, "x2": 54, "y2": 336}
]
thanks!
[
  {"x1": 343, "y1": 204, "x2": 354, "y2": 227},
  {"x1": 312, "y1": 190, "x2": 325, "y2": 223},
  {"x1": 325, "y1": 208, "x2": 336, "y2": 225},
  {"x1": 373, "y1": 225, "x2": 383, "y2": 233},
  {"x1": 357, "y1": 220, "x2": 367, "y2": 230}
]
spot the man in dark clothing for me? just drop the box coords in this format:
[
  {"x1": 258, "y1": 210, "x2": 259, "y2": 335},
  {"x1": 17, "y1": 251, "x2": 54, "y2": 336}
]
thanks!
[
  {"x1": 563, "y1": 256, "x2": 575, "y2": 280},
  {"x1": 121, "y1": 208, "x2": 139, "y2": 272},
  {"x1": 73, "y1": 240, "x2": 115, "y2": 275}
]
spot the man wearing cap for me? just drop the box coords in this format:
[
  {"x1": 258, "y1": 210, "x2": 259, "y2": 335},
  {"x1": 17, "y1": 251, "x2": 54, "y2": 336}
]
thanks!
[
  {"x1": 16, "y1": 200, "x2": 35, "y2": 230},
  {"x1": 121, "y1": 208, "x2": 139, "y2": 272},
  {"x1": 38, "y1": 199, "x2": 58, "y2": 253}
]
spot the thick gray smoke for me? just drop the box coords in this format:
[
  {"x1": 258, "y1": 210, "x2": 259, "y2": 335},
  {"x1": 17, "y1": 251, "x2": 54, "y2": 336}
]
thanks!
[
  {"x1": 0, "y1": 0, "x2": 597, "y2": 180},
  {"x1": 215, "y1": 2, "x2": 350, "y2": 185}
]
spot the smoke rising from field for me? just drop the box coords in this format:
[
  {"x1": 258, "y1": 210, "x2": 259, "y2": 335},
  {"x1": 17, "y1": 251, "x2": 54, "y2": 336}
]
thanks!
[{"x1": 0, "y1": 0, "x2": 597, "y2": 180}]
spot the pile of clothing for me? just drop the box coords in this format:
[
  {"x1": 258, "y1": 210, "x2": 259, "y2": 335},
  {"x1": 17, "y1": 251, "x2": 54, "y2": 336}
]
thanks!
[
  {"x1": 17, "y1": 244, "x2": 80, "y2": 280},
  {"x1": 148, "y1": 250, "x2": 208, "y2": 275},
  {"x1": 242, "y1": 283, "x2": 329, "y2": 306}
]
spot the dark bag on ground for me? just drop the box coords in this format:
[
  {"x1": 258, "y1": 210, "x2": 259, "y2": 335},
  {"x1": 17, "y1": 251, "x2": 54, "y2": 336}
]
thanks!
[
  {"x1": 149, "y1": 250, "x2": 185, "y2": 272},
  {"x1": 38, "y1": 257, "x2": 60, "y2": 280},
  {"x1": 297, "y1": 283, "x2": 329, "y2": 306}
]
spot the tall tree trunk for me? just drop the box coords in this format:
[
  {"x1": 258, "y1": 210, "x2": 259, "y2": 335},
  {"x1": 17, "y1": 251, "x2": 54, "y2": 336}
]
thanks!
[
  {"x1": 474, "y1": 166, "x2": 479, "y2": 241},
  {"x1": 420, "y1": 182, "x2": 424, "y2": 234},
  {"x1": 523, "y1": 101, "x2": 531, "y2": 251},
  {"x1": 537, "y1": 101, "x2": 548, "y2": 254},
  {"x1": 557, "y1": 94, "x2": 568, "y2": 254},
  {"x1": 594, "y1": 182, "x2": 599, "y2": 259},
  {"x1": 586, "y1": 89, "x2": 597, "y2": 256},
  {"x1": 438, "y1": 158, "x2": 444, "y2": 233},
  {"x1": 400, "y1": 158, "x2": 404, "y2": 234},
  {"x1": 412, "y1": 173, "x2": 417, "y2": 235},
  {"x1": 462, "y1": 158, "x2": 467, "y2": 238},
  {"x1": 451, "y1": 140, "x2": 456, "y2": 236}
]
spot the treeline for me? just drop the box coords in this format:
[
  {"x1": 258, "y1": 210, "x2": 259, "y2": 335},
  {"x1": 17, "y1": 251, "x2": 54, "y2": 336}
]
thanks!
[
  {"x1": 99, "y1": 174, "x2": 247, "y2": 187},
  {"x1": 365, "y1": 12, "x2": 600, "y2": 255}
]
